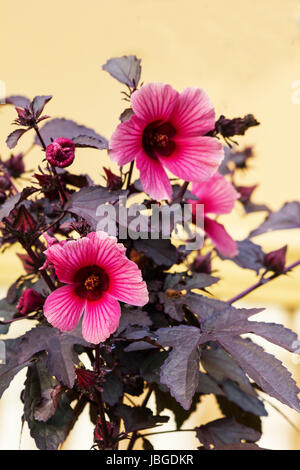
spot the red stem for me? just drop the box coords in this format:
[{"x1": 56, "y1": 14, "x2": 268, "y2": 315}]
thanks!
[{"x1": 228, "y1": 259, "x2": 300, "y2": 304}]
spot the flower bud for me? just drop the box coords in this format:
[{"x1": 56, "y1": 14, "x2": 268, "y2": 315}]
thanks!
[
  {"x1": 94, "y1": 418, "x2": 116, "y2": 444},
  {"x1": 236, "y1": 184, "x2": 257, "y2": 203},
  {"x1": 0, "y1": 175, "x2": 11, "y2": 190},
  {"x1": 264, "y1": 246, "x2": 287, "y2": 274},
  {"x1": 4, "y1": 153, "x2": 25, "y2": 178},
  {"x1": 215, "y1": 115, "x2": 259, "y2": 138},
  {"x1": 13, "y1": 205, "x2": 36, "y2": 233},
  {"x1": 0, "y1": 191, "x2": 7, "y2": 204},
  {"x1": 17, "y1": 288, "x2": 45, "y2": 315},
  {"x1": 46, "y1": 138, "x2": 75, "y2": 168},
  {"x1": 103, "y1": 168, "x2": 122, "y2": 190},
  {"x1": 75, "y1": 368, "x2": 97, "y2": 390},
  {"x1": 191, "y1": 251, "x2": 212, "y2": 274},
  {"x1": 17, "y1": 253, "x2": 35, "y2": 274}
]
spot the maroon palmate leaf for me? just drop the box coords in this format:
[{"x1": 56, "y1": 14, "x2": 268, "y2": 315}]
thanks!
[
  {"x1": 102, "y1": 55, "x2": 141, "y2": 88},
  {"x1": 5, "y1": 95, "x2": 31, "y2": 108},
  {"x1": 222, "y1": 380, "x2": 267, "y2": 416},
  {"x1": 6, "y1": 128, "x2": 28, "y2": 149},
  {"x1": 35, "y1": 118, "x2": 108, "y2": 148},
  {"x1": 184, "y1": 294, "x2": 300, "y2": 410},
  {"x1": 102, "y1": 373, "x2": 124, "y2": 407},
  {"x1": 196, "y1": 417, "x2": 261, "y2": 449},
  {"x1": 24, "y1": 358, "x2": 73, "y2": 450},
  {"x1": 72, "y1": 135, "x2": 108, "y2": 150},
  {"x1": 116, "y1": 404, "x2": 168, "y2": 433},
  {"x1": 210, "y1": 443, "x2": 265, "y2": 450},
  {"x1": 133, "y1": 238, "x2": 179, "y2": 268},
  {"x1": 0, "y1": 338, "x2": 31, "y2": 399},
  {"x1": 249, "y1": 201, "x2": 300, "y2": 238},
  {"x1": 219, "y1": 336, "x2": 300, "y2": 412},
  {"x1": 157, "y1": 325, "x2": 201, "y2": 409},
  {"x1": 31, "y1": 95, "x2": 52, "y2": 118},
  {"x1": 164, "y1": 272, "x2": 219, "y2": 291},
  {"x1": 115, "y1": 307, "x2": 152, "y2": 335},
  {"x1": 0, "y1": 187, "x2": 37, "y2": 222},
  {"x1": 119, "y1": 108, "x2": 134, "y2": 122},
  {"x1": 201, "y1": 347, "x2": 255, "y2": 397},
  {"x1": 65, "y1": 185, "x2": 127, "y2": 230},
  {"x1": 13, "y1": 326, "x2": 90, "y2": 388},
  {"x1": 219, "y1": 239, "x2": 266, "y2": 273}
]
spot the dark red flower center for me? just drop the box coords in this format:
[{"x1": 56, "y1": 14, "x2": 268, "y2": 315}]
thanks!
[
  {"x1": 142, "y1": 121, "x2": 176, "y2": 159},
  {"x1": 73, "y1": 265, "x2": 109, "y2": 301}
]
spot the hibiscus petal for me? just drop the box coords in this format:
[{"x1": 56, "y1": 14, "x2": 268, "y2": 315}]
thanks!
[
  {"x1": 136, "y1": 150, "x2": 172, "y2": 201},
  {"x1": 204, "y1": 216, "x2": 238, "y2": 258},
  {"x1": 131, "y1": 83, "x2": 179, "y2": 124},
  {"x1": 45, "y1": 232, "x2": 126, "y2": 283},
  {"x1": 109, "y1": 114, "x2": 143, "y2": 166},
  {"x1": 43, "y1": 285, "x2": 85, "y2": 331},
  {"x1": 160, "y1": 136, "x2": 224, "y2": 182},
  {"x1": 108, "y1": 257, "x2": 149, "y2": 306},
  {"x1": 192, "y1": 173, "x2": 239, "y2": 215},
  {"x1": 170, "y1": 87, "x2": 216, "y2": 137},
  {"x1": 82, "y1": 293, "x2": 121, "y2": 343}
]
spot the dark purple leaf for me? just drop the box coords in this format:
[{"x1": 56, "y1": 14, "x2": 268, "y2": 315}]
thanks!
[
  {"x1": 102, "y1": 55, "x2": 141, "y2": 88},
  {"x1": 212, "y1": 442, "x2": 265, "y2": 450},
  {"x1": 218, "y1": 146, "x2": 232, "y2": 175},
  {"x1": 219, "y1": 239, "x2": 265, "y2": 273},
  {"x1": 222, "y1": 380, "x2": 267, "y2": 416},
  {"x1": 119, "y1": 108, "x2": 134, "y2": 122},
  {"x1": 34, "y1": 388, "x2": 62, "y2": 422},
  {"x1": 35, "y1": 118, "x2": 108, "y2": 148},
  {"x1": 5, "y1": 95, "x2": 31, "y2": 108},
  {"x1": 216, "y1": 394, "x2": 262, "y2": 434},
  {"x1": 250, "y1": 201, "x2": 300, "y2": 238},
  {"x1": 201, "y1": 347, "x2": 255, "y2": 396},
  {"x1": 154, "y1": 384, "x2": 202, "y2": 429},
  {"x1": 24, "y1": 360, "x2": 73, "y2": 450},
  {"x1": 195, "y1": 297, "x2": 298, "y2": 352},
  {"x1": 116, "y1": 308, "x2": 152, "y2": 335},
  {"x1": 133, "y1": 239, "x2": 179, "y2": 267},
  {"x1": 158, "y1": 292, "x2": 188, "y2": 322},
  {"x1": 185, "y1": 293, "x2": 263, "y2": 324},
  {"x1": 218, "y1": 336, "x2": 300, "y2": 412},
  {"x1": 72, "y1": 134, "x2": 108, "y2": 150},
  {"x1": 6, "y1": 128, "x2": 28, "y2": 149},
  {"x1": 185, "y1": 294, "x2": 300, "y2": 410},
  {"x1": 197, "y1": 372, "x2": 224, "y2": 396},
  {"x1": 0, "y1": 187, "x2": 37, "y2": 222},
  {"x1": 242, "y1": 202, "x2": 270, "y2": 214},
  {"x1": 0, "y1": 298, "x2": 16, "y2": 334},
  {"x1": 164, "y1": 272, "x2": 219, "y2": 291},
  {"x1": 238, "y1": 321, "x2": 298, "y2": 352},
  {"x1": 116, "y1": 404, "x2": 168, "y2": 432},
  {"x1": 31, "y1": 95, "x2": 52, "y2": 118},
  {"x1": 0, "y1": 339, "x2": 31, "y2": 398},
  {"x1": 158, "y1": 325, "x2": 201, "y2": 409},
  {"x1": 196, "y1": 417, "x2": 261, "y2": 449},
  {"x1": 65, "y1": 185, "x2": 127, "y2": 230},
  {"x1": 102, "y1": 373, "x2": 123, "y2": 406},
  {"x1": 18, "y1": 326, "x2": 89, "y2": 387},
  {"x1": 142, "y1": 438, "x2": 154, "y2": 450}
]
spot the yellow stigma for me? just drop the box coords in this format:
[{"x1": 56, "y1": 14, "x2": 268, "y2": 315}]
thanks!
[
  {"x1": 84, "y1": 274, "x2": 100, "y2": 291},
  {"x1": 154, "y1": 133, "x2": 168, "y2": 146}
]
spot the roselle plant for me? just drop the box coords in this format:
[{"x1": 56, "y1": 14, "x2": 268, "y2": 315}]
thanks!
[{"x1": 0, "y1": 55, "x2": 300, "y2": 451}]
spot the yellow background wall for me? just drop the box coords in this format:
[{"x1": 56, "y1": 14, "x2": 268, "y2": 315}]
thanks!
[{"x1": 0, "y1": 0, "x2": 300, "y2": 450}]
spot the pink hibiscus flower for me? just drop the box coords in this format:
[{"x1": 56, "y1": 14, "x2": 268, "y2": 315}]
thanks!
[
  {"x1": 189, "y1": 173, "x2": 239, "y2": 257},
  {"x1": 43, "y1": 231, "x2": 149, "y2": 344},
  {"x1": 109, "y1": 83, "x2": 224, "y2": 201}
]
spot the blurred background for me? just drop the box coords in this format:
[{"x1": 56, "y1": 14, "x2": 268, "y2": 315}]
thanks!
[{"x1": 0, "y1": 0, "x2": 300, "y2": 450}]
